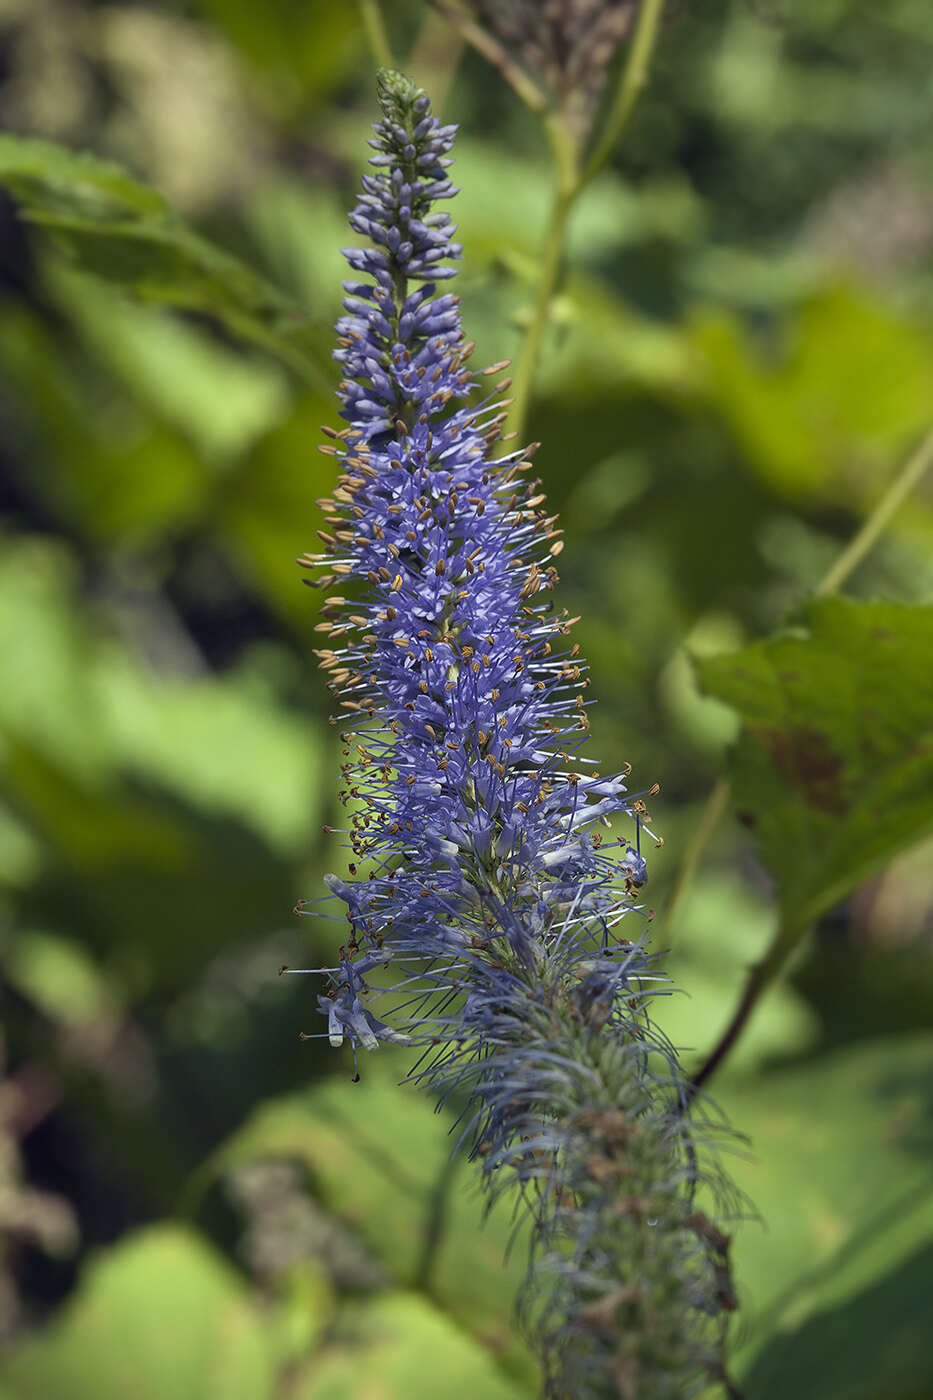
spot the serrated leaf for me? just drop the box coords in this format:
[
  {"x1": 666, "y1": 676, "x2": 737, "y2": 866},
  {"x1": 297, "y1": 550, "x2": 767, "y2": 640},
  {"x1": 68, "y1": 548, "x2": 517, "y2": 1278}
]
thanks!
[
  {"x1": 0, "y1": 1226, "x2": 277, "y2": 1400},
  {"x1": 0, "y1": 134, "x2": 325, "y2": 386},
  {"x1": 696, "y1": 598, "x2": 933, "y2": 938}
]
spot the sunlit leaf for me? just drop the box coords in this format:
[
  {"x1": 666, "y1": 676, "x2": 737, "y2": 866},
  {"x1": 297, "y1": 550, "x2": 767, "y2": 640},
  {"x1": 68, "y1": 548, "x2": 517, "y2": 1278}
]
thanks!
[
  {"x1": 47, "y1": 265, "x2": 291, "y2": 463},
  {"x1": 0, "y1": 306, "x2": 210, "y2": 543},
  {"x1": 692, "y1": 288, "x2": 933, "y2": 508},
  {"x1": 290, "y1": 1292, "x2": 530, "y2": 1400},
  {"x1": 0, "y1": 537, "x2": 322, "y2": 987},
  {"x1": 91, "y1": 645, "x2": 323, "y2": 859},
  {"x1": 0, "y1": 1226, "x2": 277, "y2": 1400}
]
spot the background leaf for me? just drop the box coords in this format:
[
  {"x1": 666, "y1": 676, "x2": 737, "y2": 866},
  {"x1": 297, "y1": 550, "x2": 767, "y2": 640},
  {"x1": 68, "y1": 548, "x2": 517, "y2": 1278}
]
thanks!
[
  {"x1": 206, "y1": 1067, "x2": 539, "y2": 1387},
  {"x1": 0, "y1": 133, "x2": 325, "y2": 383},
  {"x1": 0, "y1": 1226, "x2": 278, "y2": 1400},
  {"x1": 742, "y1": 1244, "x2": 933, "y2": 1400},
  {"x1": 288, "y1": 1292, "x2": 531, "y2": 1400},
  {"x1": 714, "y1": 1034, "x2": 933, "y2": 1392}
]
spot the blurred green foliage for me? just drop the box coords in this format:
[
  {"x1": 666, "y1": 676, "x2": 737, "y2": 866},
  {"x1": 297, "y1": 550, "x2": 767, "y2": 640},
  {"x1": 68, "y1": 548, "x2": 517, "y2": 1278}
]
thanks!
[{"x1": 0, "y1": 2, "x2": 931, "y2": 1396}]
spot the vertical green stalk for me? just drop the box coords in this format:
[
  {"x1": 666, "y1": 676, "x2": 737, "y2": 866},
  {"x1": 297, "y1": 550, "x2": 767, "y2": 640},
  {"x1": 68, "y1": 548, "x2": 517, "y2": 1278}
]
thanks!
[
  {"x1": 358, "y1": 0, "x2": 393, "y2": 69},
  {"x1": 657, "y1": 773, "x2": 730, "y2": 948},
  {"x1": 506, "y1": 0, "x2": 668, "y2": 441},
  {"x1": 507, "y1": 119, "x2": 579, "y2": 443},
  {"x1": 813, "y1": 424, "x2": 933, "y2": 599},
  {"x1": 582, "y1": 0, "x2": 668, "y2": 186}
]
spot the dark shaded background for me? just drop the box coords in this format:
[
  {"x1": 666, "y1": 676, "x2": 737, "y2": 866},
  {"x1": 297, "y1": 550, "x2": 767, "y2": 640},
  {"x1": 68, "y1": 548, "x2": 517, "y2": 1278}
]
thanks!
[{"x1": 0, "y1": 3, "x2": 931, "y2": 1396}]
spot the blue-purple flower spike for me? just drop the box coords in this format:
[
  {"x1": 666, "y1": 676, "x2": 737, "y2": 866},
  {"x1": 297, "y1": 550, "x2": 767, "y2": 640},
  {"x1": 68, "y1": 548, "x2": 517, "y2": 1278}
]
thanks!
[{"x1": 296, "y1": 69, "x2": 737, "y2": 1399}]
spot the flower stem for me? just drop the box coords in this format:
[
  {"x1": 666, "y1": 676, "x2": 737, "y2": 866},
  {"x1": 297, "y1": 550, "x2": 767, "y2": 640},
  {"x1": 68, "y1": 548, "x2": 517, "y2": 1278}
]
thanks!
[
  {"x1": 813, "y1": 423, "x2": 933, "y2": 598},
  {"x1": 657, "y1": 774, "x2": 730, "y2": 949},
  {"x1": 506, "y1": 119, "x2": 578, "y2": 442},
  {"x1": 687, "y1": 423, "x2": 933, "y2": 1091},
  {"x1": 582, "y1": 0, "x2": 667, "y2": 187},
  {"x1": 507, "y1": 1, "x2": 668, "y2": 441},
  {"x1": 357, "y1": 0, "x2": 393, "y2": 68},
  {"x1": 429, "y1": 0, "x2": 547, "y2": 116}
]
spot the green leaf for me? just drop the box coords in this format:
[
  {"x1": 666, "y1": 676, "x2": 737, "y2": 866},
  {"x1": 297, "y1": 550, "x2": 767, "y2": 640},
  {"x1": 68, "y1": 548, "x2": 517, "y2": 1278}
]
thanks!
[
  {"x1": 289, "y1": 1292, "x2": 530, "y2": 1400},
  {"x1": 0, "y1": 538, "x2": 323, "y2": 857},
  {"x1": 0, "y1": 305, "x2": 211, "y2": 543},
  {"x1": 47, "y1": 265, "x2": 290, "y2": 463},
  {"x1": 0, "y1": 136, "x2": 169, "y2": 222},
  {"x1": 696, "y1": 597, "x2": 933, "y2": 938},
  {"x1": 91, "y1": 644, "x2": 323, "y2": 859},
  {"x1": 198, "y1": 0, "x2": 363, "y2": 104},
  {"x1": 743, "y1": 1244, "x2": 933, "y2": 1400},
  {"x1": 5, "y1": 929, "x2": 119, "y2": 1025},
  {"x1": 0, "y1": 134, "x2": 325, "y2": 385},
  {"x1": 217, "y1": 393, "x2": 336, "y2": 631},
  {"x1": 714, "y1": 1034, "x2": 933, "y2": 1389},
  {"x1": 0, "y1": 1225, "x2": 278, "y2": 1400},
  {"x1": 206, "y1": 1070, "x2": 538, "y2": 1387},
  {"x1": 0, "y1": 539, "x2": 110, "y2": 784},
  {"x1": 691, "y1": 288, "x2": 933, "y2": 507},
  {"x1": 0, "y1": 537, "x2": 321, "y2": 987}
]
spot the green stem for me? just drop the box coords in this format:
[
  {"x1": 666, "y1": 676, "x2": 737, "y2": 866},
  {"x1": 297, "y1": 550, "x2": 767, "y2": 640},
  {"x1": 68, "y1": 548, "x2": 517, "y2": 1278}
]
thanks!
[
  {"x1": 657, "y1": 774, "x2": 730, "y2": 949},
  {"x1": 582, "y1": 0, "x2": 667, "y2": 188},
  {"x1": 688, "y1": 423, "x2": 933, "y2": 1092},
  {"x1": 429, "y1": 0, "x2": 547, "y2": 116},
  {"x1": 813, "y1": 424, "x2": 933, "y2": 598},
  {"x1": 357, "y1": 0, "x2": 393, "y2": 68},
  {"x1": 506, "y1": 119, "x2": 578, "y2": 442},
  {"x1": 506, "y1": 0, "x2": 668, "y2": 440}
]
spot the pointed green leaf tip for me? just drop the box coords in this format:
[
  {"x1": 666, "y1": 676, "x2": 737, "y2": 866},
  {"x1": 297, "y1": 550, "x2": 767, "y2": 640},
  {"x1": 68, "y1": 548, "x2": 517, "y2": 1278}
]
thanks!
[{"x1": 376, "y1": 68, "x2": 428, "y2": 128}]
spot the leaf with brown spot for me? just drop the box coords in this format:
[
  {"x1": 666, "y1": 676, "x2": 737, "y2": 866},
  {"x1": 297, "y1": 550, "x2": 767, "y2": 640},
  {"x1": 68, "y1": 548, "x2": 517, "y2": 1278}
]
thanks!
[
  {"x1": 751, "y1": 725, "x2": 847, "y2": 814},
  {"x1": 697, "y1": 598, "x2": 933, "y2": 935}
]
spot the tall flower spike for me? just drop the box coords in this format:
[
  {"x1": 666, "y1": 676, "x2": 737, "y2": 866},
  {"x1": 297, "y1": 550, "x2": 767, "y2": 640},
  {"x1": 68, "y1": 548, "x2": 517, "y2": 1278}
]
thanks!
[{"x1": 296, "y1": 70, "x2": 739, "y2": 1399}]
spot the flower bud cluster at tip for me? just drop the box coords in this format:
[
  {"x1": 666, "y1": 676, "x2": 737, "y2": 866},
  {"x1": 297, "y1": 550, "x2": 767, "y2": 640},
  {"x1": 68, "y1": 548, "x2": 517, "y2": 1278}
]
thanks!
[
  {"x1": 294, "y1": 70, "x2": 737, "y2": 1398},
  {"x1": 335, "y1": 68, "x2": 465, "y2": 440}
]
